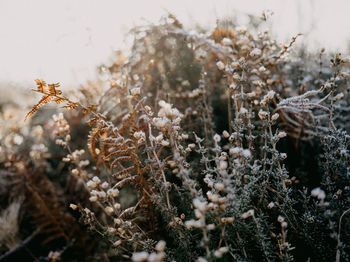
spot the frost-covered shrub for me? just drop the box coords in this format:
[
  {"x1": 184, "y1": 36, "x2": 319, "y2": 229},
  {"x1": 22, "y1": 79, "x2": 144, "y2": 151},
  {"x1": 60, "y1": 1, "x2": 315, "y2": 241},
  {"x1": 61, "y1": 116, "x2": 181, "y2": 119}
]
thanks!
[{"x1": 1, "y1": 14, "x2": 350, "y2": 261}]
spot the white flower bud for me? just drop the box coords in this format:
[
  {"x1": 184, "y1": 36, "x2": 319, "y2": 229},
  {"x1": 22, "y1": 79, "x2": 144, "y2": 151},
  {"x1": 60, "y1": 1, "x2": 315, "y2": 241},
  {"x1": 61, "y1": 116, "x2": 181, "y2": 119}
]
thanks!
[
  {"x1": 260, "y1": 90, "x2": 276, "y2": 105},
  {"x1": 70, "y1": 204, "x2": 78, "y2": 210},
  {"x1": 277, "y1": 131, "x2": 287, "y2": 138},
  {"x1": 229, "y1": 147, "x2": 241, "y2": 156},
  {"x1": 229, "y1": 83, "x2": 237, "y2": 90},
  {"x1": 242, "y1": 149, "x2": 252, "y2": 158},
  {"x1": 130, "y1": 87, "x2": 141, "y2": 96},
  {"x1": 98, "y1": 191, "x2": 106, "y2": 198},
  {"x1": 250, "y1": 48, "x2": 262, "y2": 57},
  {"x1": 222, "y1": 38, "x2": 232, "y2": 45},
  {"x1": 107, "y1": 188, "x2": 119, "y2": 197},
  {"x1": 156, "y1": 240, "x2": 166, "y2": 252},
  {"x1": 214, "y1": 250, "x2": 223, "y2": 258},
  {"x1": 65, "y1": 134, "x2": 71, "y2": 142},
  {"x1": 216, "y1": 61, "x2": 225, "y2": 70},
  {"x1": 311, "y1": 187, "x2": 326, "y2": 201},
  {"x1": 105, "y1": 206, "x2": 114, "y2": 215},
  {"x1": 101, "y1": 182, "x2": 109, "y2": 189},
  {"x1": 215, "y1": 183, "x2": 225, "y2": 191},
  {"x1": 240, "y1": 107, "x2": 248, "y2": 115},
  {"x1": 277, "y1": 215, "x2": 285, "y2": 223},
  {"x1": 213, "y1": 134, "x2": 221, "y2": 143},
  {"x1": 193, "y1": 199, "x2": 207, "y2": 212},
  {"x1": 114, "y1": 218, "x2": 122, "y2": 225},
  {"x1": 155, "y1": 134, "x2": 163, "y2": 143},
  {"x1": 89, "y1": 196, "x2": 98, "y2": 202},
  {"x1": 188, "y1": 143, "x2": 195, "y2": 149},
  {"x1": 133, "y1": 131, "x2": 145, "y2": 140},
  {"x1": 259, "y1": 66, "x2": 266, "y2": 72},
  {"x1": 161, "y1": 140, "x2": 170, "y2": 146},
  {"x1": 221, "y1": 217, "x2": 234, "y2": 223},
  {"x1": 247, "y1": 91, "x2": 256, "y2": 98},
  {"x1": 92, "y1": 176, "x2": 101, "y2": 184},
  {"x1": 182, "y1": 134, "x2": 189, "y2": 139},
  {"x1": 271, "y1": 113, "x2": 279, "y2": 121},
  {"x1": 132, "y1": 252, "x2": 149, "y2": 262},
  {"x1": 144, "y1": 105, "x2": 152, "y2": 113},
  {"x1": 87, "y1": 180, "x2": 97, "y2": 189},
  {"x1": 241, "y1": 209, "x2": 254, "y2": 219},
  {"x1": 222, "y1": 130, "x2": 230, "y2": 138},
  {"x1": 258, "y1": 110, "x2": 269, "y2": 120},
  {"x1": 107, "y1": 227, "x2": 116, "y2": 234},
  {"x1": 219, "y1": 160, "x2": 228, "y2": 170},
  {"x1": 219, "y1": 247, "x2": 228, "y2": 254}
]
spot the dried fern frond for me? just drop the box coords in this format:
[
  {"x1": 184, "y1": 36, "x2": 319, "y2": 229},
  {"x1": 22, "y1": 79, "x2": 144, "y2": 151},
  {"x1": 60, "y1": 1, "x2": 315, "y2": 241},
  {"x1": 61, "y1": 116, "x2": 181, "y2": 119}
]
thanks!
[
  {"x1": 25, "y1": 94, "x2": 53, "y2": 121},
  {"x1": 25, "y1": 79, "x2": 101, "y2": 123},
  {"x1": 87, "y1": 121, "x2": 106, "y2": 162},
  {"x1": 25, "y1": 79, "x2": 64, "y2": 121}
]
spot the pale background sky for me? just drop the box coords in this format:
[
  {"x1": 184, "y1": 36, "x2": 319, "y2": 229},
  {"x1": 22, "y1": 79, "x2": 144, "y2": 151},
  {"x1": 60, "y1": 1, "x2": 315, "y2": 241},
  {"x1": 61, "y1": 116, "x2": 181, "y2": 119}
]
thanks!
[{"x1": 0, "y1": 0, "x2": 349, "y2": 88}]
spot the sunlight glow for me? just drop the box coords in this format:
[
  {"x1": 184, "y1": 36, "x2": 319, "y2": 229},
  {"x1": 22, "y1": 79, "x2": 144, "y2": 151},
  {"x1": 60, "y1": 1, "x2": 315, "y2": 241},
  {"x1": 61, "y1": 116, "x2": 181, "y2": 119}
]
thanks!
[{"x1": 0, "y1": 0, "x2": 349, "y2": 86}]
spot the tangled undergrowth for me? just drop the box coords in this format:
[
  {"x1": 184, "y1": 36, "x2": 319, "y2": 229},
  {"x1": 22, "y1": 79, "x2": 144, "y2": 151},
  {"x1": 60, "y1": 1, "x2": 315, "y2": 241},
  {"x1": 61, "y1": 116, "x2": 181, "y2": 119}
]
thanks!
[{"x1": 1, "y1": 14, "x2": 350, "y2": 262}]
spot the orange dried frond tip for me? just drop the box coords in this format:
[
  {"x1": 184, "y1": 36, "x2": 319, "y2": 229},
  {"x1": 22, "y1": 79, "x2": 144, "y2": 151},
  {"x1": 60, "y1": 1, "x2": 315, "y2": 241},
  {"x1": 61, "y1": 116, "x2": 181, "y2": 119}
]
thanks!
[
  {"x1": 110, "y1": 80, "x2": 117, "y2": 87},
  {"x1": 86, "y1": 117, "x2": 98, "y2": 127},
  {"x1": 25, "y1": 95, "x2": 53, "y2": 121},
  {"x1": 35, "y1": 79, "x2": 47, "y2": 87},
  {"x1": 48, "y1": 83, "x2": 62, "y2": 96},
  {"x1": 33, "y1": 79, "x2": 48, "y2": 92},
  {"x1": 54, "y1": 97, "x2": 65, "y2": 104},
  {"x1": 87, "y1": 104, "x2": 98, "y2": 112},
  {"x1": 63, "y1": 101, "x2": 79, "y2": 109},
  {"x1": 25, "y1": 79, "x2": 64, "y2": 121},
  {"x1": 83, "y1": 105, "x2": 97, "y2": 115}
]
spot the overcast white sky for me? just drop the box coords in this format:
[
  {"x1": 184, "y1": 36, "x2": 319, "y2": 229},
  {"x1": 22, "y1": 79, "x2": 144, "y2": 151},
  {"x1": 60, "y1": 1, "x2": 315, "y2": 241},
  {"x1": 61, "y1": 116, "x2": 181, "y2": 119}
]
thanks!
[{"x1": 0, "y1": 0, "x2": 349, "y2": 88}]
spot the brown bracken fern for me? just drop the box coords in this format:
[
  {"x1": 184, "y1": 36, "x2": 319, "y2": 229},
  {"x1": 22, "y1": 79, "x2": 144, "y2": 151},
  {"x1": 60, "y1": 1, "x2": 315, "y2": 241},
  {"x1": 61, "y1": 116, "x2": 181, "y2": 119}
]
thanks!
[
  {"x1": 25, "y1": 77, "x2": 158, "y2": 238},
  {"x1": 25, "y1": 79, "x2": 97, "y2": 121}
]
